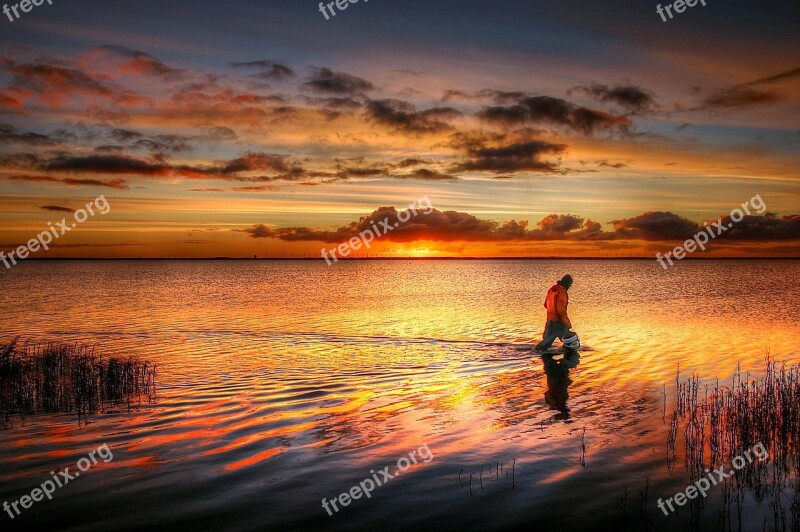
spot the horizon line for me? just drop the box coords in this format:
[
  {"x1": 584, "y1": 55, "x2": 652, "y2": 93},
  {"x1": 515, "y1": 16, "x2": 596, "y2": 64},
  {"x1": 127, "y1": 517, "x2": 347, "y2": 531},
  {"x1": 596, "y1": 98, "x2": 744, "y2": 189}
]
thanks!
[{"x1": 12, "y1": 256, "x2": 800, "y2": 261}]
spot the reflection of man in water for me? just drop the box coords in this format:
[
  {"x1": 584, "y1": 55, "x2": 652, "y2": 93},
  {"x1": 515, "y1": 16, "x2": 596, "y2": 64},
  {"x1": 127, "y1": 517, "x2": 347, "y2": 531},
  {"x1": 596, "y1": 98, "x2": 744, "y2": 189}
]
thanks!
[{"x1": 543, "y1": 353, "x2": 580, "y2": 420}]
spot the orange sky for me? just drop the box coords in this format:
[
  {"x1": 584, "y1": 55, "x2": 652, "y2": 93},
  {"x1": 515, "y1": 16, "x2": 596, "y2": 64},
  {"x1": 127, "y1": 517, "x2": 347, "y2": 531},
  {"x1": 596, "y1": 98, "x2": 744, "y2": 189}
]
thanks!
[{"x1": 0, "y1": 1, "x2": 798, "y2": 258}]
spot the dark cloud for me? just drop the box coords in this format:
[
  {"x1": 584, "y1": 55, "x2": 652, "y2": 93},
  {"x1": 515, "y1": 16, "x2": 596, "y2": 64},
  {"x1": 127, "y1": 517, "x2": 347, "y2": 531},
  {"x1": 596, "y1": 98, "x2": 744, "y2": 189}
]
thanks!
[
  {"x1": 7, "y1": 173, "x2": 129, "y2": 189},
  {"x1": 695, "y1": 66, "x2": 800, "y2": 112},
  {"x1": 160, "y1": 85, "x2": 281, "y2": 127},
  {"x1": 61, "y1": 178, "x2": 129, "y2": 189},
  {"x1": 745, "y1": 66, "x2": 800, "y2": 86},
  {"x1": 441, "y1": 89, "x2": 477, "y2": 102},
  {"x1": 0, "y1": 124, "x2": 61, "y2": 146},
  {"x1": 324, "y1": 157, "x2": 458, "y2": 181},
  {"x1": 611, "y1": 211, "x2": 799, "y2": 241},
  {"x1": 0, "y1": 58, "x2": 114, "y2": 104},
  {"x1": 611, "y1": 211, "x2": 700, "y2": 240},
  {"x1": 252, "y1": 105, "x2": 300, "y2": 127},
  {"x1": 232, "y1": 185, "x2": 277, "y2": 192},
  {"x1": 2, "y1": 150, "x2": 459, "y2": 185},
  {"x1": 2, "y1": 151, "x2": 309, "y2": 182},
  {"x1": 229, "y1": 60, "x2": 274, "y2": 69},
  {"x1": 700, "y1": 86, "x2": 782, "y2": 111},
  {"x1": 396, "y1": 157, "x2": 433, "y2": 168},
  {"x1": 242, "y1": 207, "x2": 605, "y2": 243},
  {"x1": 240, "y1": 206, "x2": 800, "y2": 245},
  {"x1": 570, "y1": 107, "x2": 628, "y2": 135},
  {"x1": 171, "y1": 88, "x2": 280, "y2": 108},
  {"x1": 302, "y1": 67, "x2": 375, "y2": 95},
  {"x1": 199, "y1": 127, "x2": 238, "y2": 141},
  {"x1": 133, "y1": 136, "x2": 191, "y2": 153},
  {"x1": 218, "y1": 152, "x2": 302, "y2": 176},
  {"x1": 45, "y1": 154, "x2": 171, "y2": 175},
  {"x1": 447, "y1": 130, "x2": 507, "y2": 151},
  {"x1": 41, "y1": 205, "x2": 75, "y2": 213},
  {"x1": 108, "y1": 128, "x2": 192, "y2": 153},
  {"x1": 335, "y1": 165, "x2": 386, "y2": 179},
  {"x1": 597, "y1": 160, "x2": 627, "y2": 168},
  {"x1": 365, "y1": 99, "x2": 461, "y2": 134},
  {"x1": 523, "y1": 96, "x2": 574, "y2": 123},
  {"x1": 570, "y1": 83, "x2": 657, "y2": 114},
  {"x1": 477, "y1": 94, "x2": 630, "y2": 135},
  {"x1": 398, "y1": 168, "x2": 457, "y2": 181},
  {"x1": 108, "y1": 128, "x2": 142, "y2": 143},
  {"x1": 242, "y1": 224, "x2": 274, "y2": 238},
  {"x1": 98, "y1": 46, "x2": 187, "y2": 80},
  {"x1": 453, "y1": 139, "x2": 566, "y2": 174},
  {"x1": 477, "y1": 90, "x2": 529, "y2": 104},
  {"x1": 302, "y1": 96, "x2": 364, "y2": 110},
  {"x1": 537, "y1": 214, "x2": 583, "y2": 234},
  {"x1": 229, "y1": 60, "x2": 296, "y2": 81},
  {"x1": 239, "y1": 222, "x2": 356, "y2": 242},
  {"x1": 717, "y1": 213, "x2": 800, "y2": 240},
  {"x1": 94, "y1": 145, "x2": 125, "y2": 153},
  {"x1": 477, "y1": 105, "x2": 529, "y2": 125}
]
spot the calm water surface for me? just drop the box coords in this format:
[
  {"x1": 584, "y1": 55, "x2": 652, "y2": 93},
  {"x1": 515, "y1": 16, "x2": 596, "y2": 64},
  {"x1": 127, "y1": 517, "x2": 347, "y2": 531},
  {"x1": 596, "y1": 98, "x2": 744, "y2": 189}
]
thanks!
[{"x1": 0, "y1": 260, "x2": 798, "y2": 530}]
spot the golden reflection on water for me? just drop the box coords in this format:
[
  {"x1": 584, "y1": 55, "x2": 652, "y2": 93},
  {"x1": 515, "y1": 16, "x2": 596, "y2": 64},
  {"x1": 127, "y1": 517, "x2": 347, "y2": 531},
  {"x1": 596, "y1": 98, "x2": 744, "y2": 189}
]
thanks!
[{"x1": 0, "y1": 260, "x2": 798, "y2": 528}]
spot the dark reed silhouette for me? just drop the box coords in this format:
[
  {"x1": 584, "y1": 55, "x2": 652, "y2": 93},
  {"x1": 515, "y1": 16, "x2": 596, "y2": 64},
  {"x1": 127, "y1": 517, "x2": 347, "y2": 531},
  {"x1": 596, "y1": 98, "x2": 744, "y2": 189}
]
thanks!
[
  {"x1": 669, "y1": 355, "x2": 800, "y2": 530},
  {"x1": 1, "y1": 338, "x2": 157, "y2": 426}
]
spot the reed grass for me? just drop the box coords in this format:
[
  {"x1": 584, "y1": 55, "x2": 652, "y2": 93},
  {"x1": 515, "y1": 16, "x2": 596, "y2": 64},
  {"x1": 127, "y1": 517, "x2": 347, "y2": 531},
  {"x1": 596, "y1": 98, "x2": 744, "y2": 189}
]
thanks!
[
  {"x1": 669, "y1": 355, "x2": 800, "y2": 530},
  {"x1": 0, "y1": 338, "x2": 157, "y2": 426}
]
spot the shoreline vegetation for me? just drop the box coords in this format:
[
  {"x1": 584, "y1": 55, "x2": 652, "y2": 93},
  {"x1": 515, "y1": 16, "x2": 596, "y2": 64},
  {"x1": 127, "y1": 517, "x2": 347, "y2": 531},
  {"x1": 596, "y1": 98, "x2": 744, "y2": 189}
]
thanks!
[
  {"x1": 666, "y1": 356, "x2": 800, "y2": 529},
  {"x1": 0, "y1": 339, "x2": 157, "y2": 428}
]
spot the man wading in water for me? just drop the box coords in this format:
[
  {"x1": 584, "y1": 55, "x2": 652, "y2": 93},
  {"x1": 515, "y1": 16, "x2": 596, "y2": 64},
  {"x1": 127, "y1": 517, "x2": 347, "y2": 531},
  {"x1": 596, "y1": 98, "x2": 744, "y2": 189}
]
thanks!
[{"x1": 535, "y1": 274, "x2": 579, "y2": 352}]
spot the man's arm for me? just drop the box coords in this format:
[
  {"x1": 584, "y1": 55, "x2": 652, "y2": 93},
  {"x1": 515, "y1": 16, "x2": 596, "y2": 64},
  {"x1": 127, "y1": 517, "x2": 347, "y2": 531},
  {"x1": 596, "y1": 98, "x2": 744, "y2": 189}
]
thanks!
[{"x1": 556, "y1": 291, "x2": 572, "y2": 329}]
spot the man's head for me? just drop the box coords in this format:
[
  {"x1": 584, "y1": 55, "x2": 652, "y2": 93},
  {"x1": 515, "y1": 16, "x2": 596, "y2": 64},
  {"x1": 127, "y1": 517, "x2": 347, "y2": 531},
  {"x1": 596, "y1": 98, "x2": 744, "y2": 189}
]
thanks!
[{"x1": 557, "y1": 274, "x2": 573, "y2": 290}]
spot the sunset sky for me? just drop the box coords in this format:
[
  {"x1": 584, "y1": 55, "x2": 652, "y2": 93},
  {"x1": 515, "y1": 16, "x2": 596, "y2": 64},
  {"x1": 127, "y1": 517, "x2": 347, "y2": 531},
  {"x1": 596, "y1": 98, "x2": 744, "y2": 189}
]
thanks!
[{"x1": 0, "y1": 0, "x2": 798, "y2": 258}]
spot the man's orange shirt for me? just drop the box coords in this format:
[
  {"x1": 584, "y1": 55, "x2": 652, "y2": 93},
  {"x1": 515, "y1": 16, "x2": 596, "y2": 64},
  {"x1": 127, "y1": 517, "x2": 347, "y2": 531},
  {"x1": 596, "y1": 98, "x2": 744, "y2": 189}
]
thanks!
[{"x1": 544, "y1": 283, "x2": 571, "y2": 328}]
